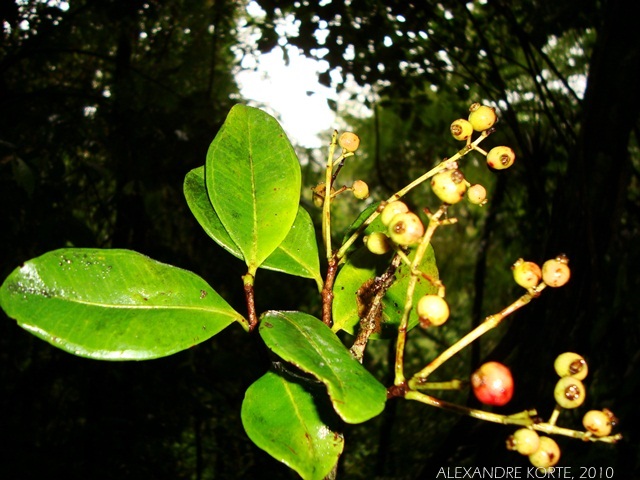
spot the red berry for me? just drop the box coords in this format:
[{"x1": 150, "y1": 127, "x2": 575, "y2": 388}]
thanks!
[{"x1": 471, "y1": 361, "x2": 514, "y2": 406}]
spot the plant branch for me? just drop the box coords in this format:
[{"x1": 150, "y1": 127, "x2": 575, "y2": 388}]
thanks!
[
  {"x1": 408, "y1": 286, "x2": 545, "y2": 388},
  {"x1": 337, "y1": 132, "x2": 492, "y2": 262},
  {"x1": 350, "y1": 254, "x2": 402, "y2": 361},
  {"x1": 394, "y1": 205, "x2": 448, "y2": 386},
  {"x1": 242, "y1": 271, "x2": 258, "y2": 332}
]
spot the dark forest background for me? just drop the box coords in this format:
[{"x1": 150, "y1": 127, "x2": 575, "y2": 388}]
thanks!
[{"x1": 1, "y1": 0, "x2": 639, "y2": 479}]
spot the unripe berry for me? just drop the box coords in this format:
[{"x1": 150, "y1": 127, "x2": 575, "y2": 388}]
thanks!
[
  {"x1": 338, "y1": 132, "x2": 360, "y2": 152},
  {"x1": 380, "y1": 201, "x2": 409, "y2": 226},
  {"x1": 582, "y1": 410, "x2": 613, "y2": 437},
  {"x1": 542, "y1": 255, "x2": 570, "y2": 287},
  {"x1": 352, "y1": 180, "x2": 370, "y2": 199},
  {"x1": 417, "y1": 295, "x2": 450, "y2": 327},
  {"x1": 471, "y1": 361, "x2": 514, "y2": 406},
  {"x1": 312, "y1": 183, "x2": 334, "y2": 207},
  {"x1": 486, "y1": 146, "x2": 515, "y2": 170},
  {"x1": 364, "y1": 231, "x2": 391, "y2": 255},
  {"x1": 554, "y1": 352, "x2": 588, "y2": 380},
  {"x1": 450, "y1": 118, "x2": 474, "y2": 141},
  {"x1": 431, "y1": 169, "x2": 467, "y2": 204},
  {"x1": 468, "y1": 103, "x2": 497, "y2": 131},
  {"x1": 506, "y1": 428, "x2": 541, "y2": 456},
  {"x1": 528, "y1": 436, "x2": 561, "y2": 468},
  {"x1": 466, "y1": 184, "x2": 487, "y2": 205},
  {"x1": 511, "y1": 259, "x2": 542, "y2": 289},
  {"x1": 554, "y1": 376, "x2": 586, "y2": 409},
  {"x1": 387, "y1": 212, "x2": 424, "y2": 246}
]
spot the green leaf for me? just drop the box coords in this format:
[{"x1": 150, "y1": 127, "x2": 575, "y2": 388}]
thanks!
[
  {"x1": 333, "y1": 210, "x2": 439, "y2": 337},
  {"x1": 241, "y1": 371, "x2": 343, "y2": 480},
  {"x1": 184, "y1": 166, "x2": 322, "y2": 287},
  {"x1": 205, "y1": 104, "x2": 302, "y2": 272},
  {"x1": 0, "y1": 249, "x2": 244, "y2": 360},
  {"x1": 259, "y1": 311, "x2": 386, "y2": 423}
]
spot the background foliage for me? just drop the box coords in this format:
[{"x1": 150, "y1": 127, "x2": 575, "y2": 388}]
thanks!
[{"x1": 1, "y1": 0, "x2": 639, "y2": 478}]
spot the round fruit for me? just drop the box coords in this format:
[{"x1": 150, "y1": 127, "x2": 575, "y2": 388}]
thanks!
[
  {"x1": 506, "y1": 428, "x2": 541, "y2": 456},
  {"x1": 380, "y1": 201, "x2": 409, "y2": 226},
  {"x1": 468, "y1": 103, "x2": 497, "y2": 131},
  {"x1": 542, "y1": 255, "x2": 571, "y2": 287},
  {"x1": 528, "y1": 436, "x2": 561, "y2": 468},
  {"x1": 554, "y1": 352, "x2": 588, "y2": 380},
  {"x1": 582, "y1": 410, "x2": 612, "y2": 437},
  {"x1": 450, "y1": 118, "x2": 474, "y2": 141},
  {"x1": 352, "y1": 180, "x2": 370, "y2": 199},
  {"x1": 416, "y1": 295, "x2": 450, "y2": 327},
  {"x1": 511, "y1": 259, "x2": 542, "y2": 289},
  {"x1": 554, "y1": 376, "x2": 586, "y2": 409},
  {"x1": 338, "y1": 132, "x2": 360, "y2": 152},
  {"x1": 387, "y1": 212, "x2": 424, "y2": 246},
  {"x1": 467, "y1": 184, "x2": 487, "y2": 205},
  {"x1": 471, "y1": 361, "x2": 514, "y2": 406},
  {"x1": 486, "y1": 146, "x2": 515, "y2": 170},
  {"x1": 312, "y1": 183, "x2": 334, "y2": 207},
  {"x1": 431, "y1": 169, "x2": 467, "y2": 204},
  {"x1": 364, "y1": 231, "x2": 391, "y2": 255}
]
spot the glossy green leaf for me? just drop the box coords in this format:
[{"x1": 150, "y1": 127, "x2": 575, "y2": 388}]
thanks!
[
  {"x1": 205, "y1": 104, "x2": 301, "y2": 272},
  {"x1": 184, "y1": 166, "x2": 322, "y2": 287},
  {"x1": 259, "y1": 311, "x2": 386, "y2": 423},
  {"x1": 333, "y1": 209, "x2": 439, "y2": 337},
  {"x1": 0, "y1": 249, "x2": 244, "y2": 360},
  {"x1": 241, "y1": 371, "x2": 343, "y2": 480}
]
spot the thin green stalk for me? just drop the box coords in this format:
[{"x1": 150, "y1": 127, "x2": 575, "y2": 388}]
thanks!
[
  {"x1": 394, "y1": 206, "x2": 447, "y2": 386},
  {"x1": 337, "y1": 131, "x2": 491, "y2": 261},
  {"x1": 408, "y1": 288, "x2": 541, "y2": 388},
  {"x1": 322, "y1": 131, "x2": 339, "y2": 260}
]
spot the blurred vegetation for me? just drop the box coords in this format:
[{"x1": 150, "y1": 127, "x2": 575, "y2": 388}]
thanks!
[{"x1": 1, "y1": 0, "x2": 639, "y2": 479}]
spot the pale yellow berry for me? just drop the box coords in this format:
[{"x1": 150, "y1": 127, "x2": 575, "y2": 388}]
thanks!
[
  {"x1": 554, "y1": 376, "x2": 586, "y2": 409},
  {"x1": 416, "y1": 295, "x2": 450, "y2": 327},
  {"x1": 528, "y1": 436, "x2": 561, "y2": 468},
  {"x1": 582, "y1": 410, "x2": 613, "y2": 437},
  {"x1": 352, "y1": 180, "x2": 369, "y2": 199},
  {"x1": 542, "y1": 255, "x2": 571, "y2": 287},
  {"x1": 387, "y1": 212, "x2": 424, "y2": 246},
  {"x1": 364, "y1": 231, "x2": 391, "y2": 255},
  {"x1": 468, "y1": 103, "x2": 497, "y2": 131},
  {"x1": 554, "y1": 352, "x2": 588, "y2": 380},
  {"x1": 312, "y1": 183, "x2": 334, "y2": 207},
  {"x1": 338, "y1": 132, "x2": 360, "y2": 152},
  {"x1": 486, "y1": 146, "x2": 515, "y2": 170},
  {"x1": 380, "y1": 201, "x2": 409, "y2": 226},
  {"x1": 450, "y1": 118, "x2": 474, "y2": 141},
  {"x1": 466, "y1": 184, "x2": 487, "y2": 205},
  {"x1": 511, "y1": 259, "x2": 542, "y2": 289},
  {"x1": 431, "y1": 169, "x2": 467, "y2": 204},
  {"x1": 507, "y1": 428, "x2": 541, "y2": 456}
]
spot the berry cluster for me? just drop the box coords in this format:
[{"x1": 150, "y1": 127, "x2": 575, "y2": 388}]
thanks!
[
  {"x1": 436, "y1": 103, "x2": 516, "y2": 208},
  {"x1": 512, "y1": 255, "x2": 571, "y2": 292},
  {"x1": 312, "y1": 132, "x2": 369, "y2": 208},
  {"x1": 505, "y1": 352, "x2": 618, "y2": 468},
  {"x1": 322, "y1": 104, "x2": 619, "y2": 472}
]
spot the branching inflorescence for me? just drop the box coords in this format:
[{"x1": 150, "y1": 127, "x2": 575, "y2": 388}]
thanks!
[{"x1": 0, "y1": 102, "x2": 620, "y2": 479}]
